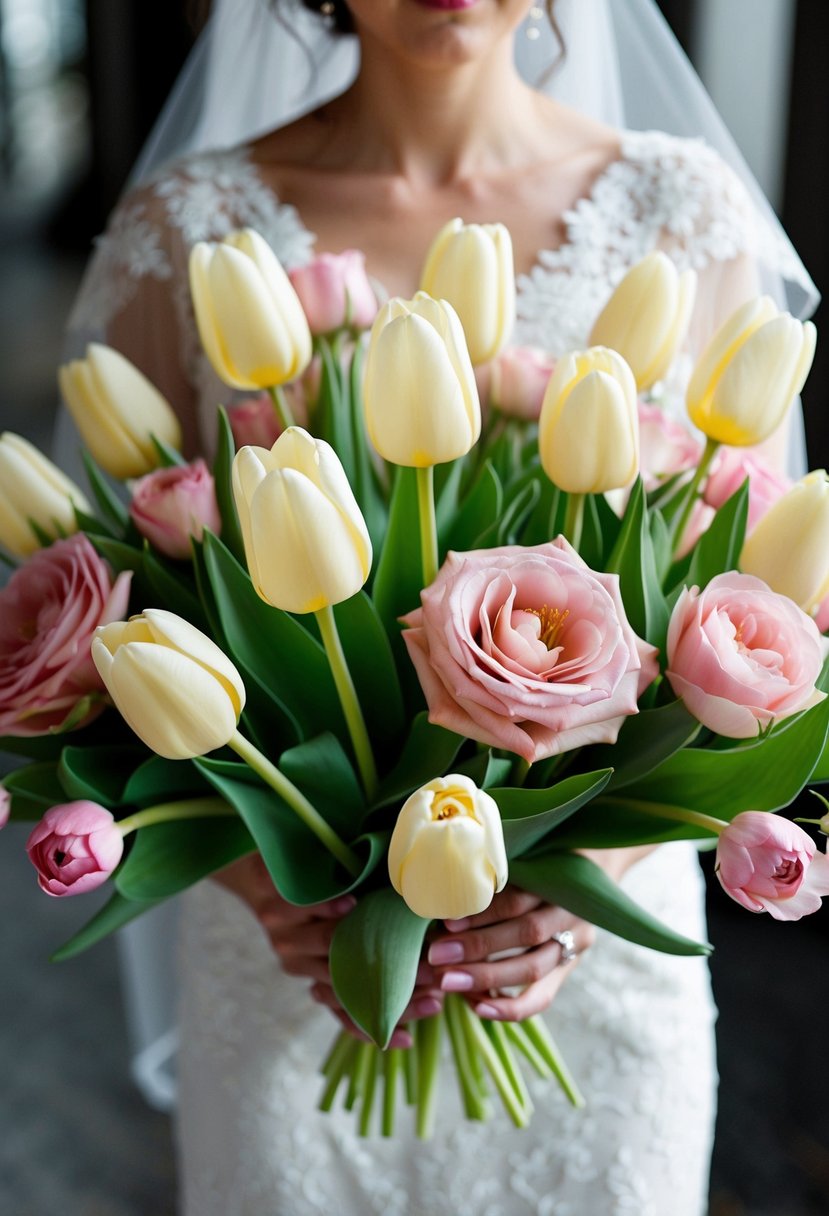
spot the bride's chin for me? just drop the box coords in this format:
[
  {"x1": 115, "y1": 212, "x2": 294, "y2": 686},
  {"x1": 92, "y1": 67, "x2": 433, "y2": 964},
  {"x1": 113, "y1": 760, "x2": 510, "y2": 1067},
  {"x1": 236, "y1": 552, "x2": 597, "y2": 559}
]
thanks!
[{"x1": 349, "y1": 0, "x2": 517, "y2": 67}]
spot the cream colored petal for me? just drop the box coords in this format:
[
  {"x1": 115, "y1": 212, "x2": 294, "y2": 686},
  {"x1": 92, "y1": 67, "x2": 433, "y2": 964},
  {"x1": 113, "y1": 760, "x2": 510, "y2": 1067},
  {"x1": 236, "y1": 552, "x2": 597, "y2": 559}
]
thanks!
[
  {"x1": 400, "y1": 817, "x2": 497, "y2": 921},
  {"x1": 687, "y1": 296, "x2": 777, "y2": 426},
  {"x1": 87, "y1": 343, "x2": 182, "y2": 456},
  {"x1": 419, "y1": 217, "x2": 462, "y2": 294},
  {"x1": 59, "y1": 362, "x2": 149, "y2": 478},
  {"x1": 387, "y1": 788, "x2": 436, "y2": 892},
  {"x1": 142, "y1": 608, "x2": 246, "y2": 715},
  {"x1": 711, "y1": 315, "x2": 810, "y2": 445},
  {"x1": 228, "y1": 230, "x2": 312, "y2": 376},
  {"x1": 189, "y1": 242, "x2": 236, "y2": 386},
  {"x1": 0, "y1": 433, "x2": 90, "y2": 516}
]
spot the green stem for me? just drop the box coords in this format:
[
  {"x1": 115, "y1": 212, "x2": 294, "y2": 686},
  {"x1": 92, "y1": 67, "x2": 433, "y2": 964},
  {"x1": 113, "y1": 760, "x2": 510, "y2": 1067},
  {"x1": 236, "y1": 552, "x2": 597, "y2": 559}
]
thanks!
[
  {"x1": 382, "y1": 1048, "x2": 402, "y2": 1137},
  {"x1": 522, "y1": 1016, "x2": 585, "y2": 1108},
  {"x1": 671, "y1": 435, "x2": 719, "y2": 558},
  {"x1": 605, "y1": 794, "x2": 727, "y2": 837},
  {"x1": 315, "y1": 604, "x2": 378, "y2": 801},
  {"x1": 403, "y1": 1027, "x2": 418, "y2": 1105},
  {"x1": 485, "y1": 1021, "x2": 534, "y2": 1118},
  {"x1": 415, "y1": 1013, "x2": 443, "y2": 1139},
  {"x1": 358, "y1": 1046, "x2": 380, "y2": 1137},
  {"x1": 444, "y1": 994, "x2": 489, "y2": 1121},
  {"x1": 416, "y1": 464, "x2": 439, "y2": 587},
  {"x1": 503, "y1": 1021, "x2": 553, "y2": 1079},
  {"x1": 344, "y1": 1041, "x2": 372, "y2": 1111},
  {"x1": 118, "y1": 797, "x2": 233, "y2": 837},
  {"x1": 268, "y1": 384, "x2": 295, "y2": 431},
  {"x1": 318, "y1": 1033, "x2": 359, "y2": 1112},
  {"x1": 563, "y1": 492, "x2": 585, "y2": 551},
  {"x1": 229, "y1": 729, "x2": 361, "y2": 876},
  {"x1": 459, "y1": 1003, "x2": 532, "y2": 1129}
]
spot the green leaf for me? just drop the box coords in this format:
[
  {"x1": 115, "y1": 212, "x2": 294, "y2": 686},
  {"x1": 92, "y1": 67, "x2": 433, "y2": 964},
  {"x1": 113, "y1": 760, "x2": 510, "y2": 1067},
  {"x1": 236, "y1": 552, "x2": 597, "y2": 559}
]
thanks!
[
  {"x1": 122, "y1": 756, "x2": 211, "y2": 806},
  {"x1": 492, "y1": 769, "x2": 613, "y2": 858},
  {"x1": 680, "y1": 478, "x2": 749, "y2": 592},
  {"x1": 74, "y1": 507, "x2": 118, "y2": 541},
  {"x1": 374, "y1": 712, "x2": 463, "y2": 808},
  {"x1": 151, "y1": 435, "x2": 187, "y2": 468},
  {"x1": 0, "y1": 733, "x2": 66, "y2": 761},
  {"x1": 51, "y1": 889, "x2": 163, "y2": 961},
  {"x1": 212, "y1": 406, "x2": 245, "y2": 562},
  {"x1": 116, "y1": 814, "x2": 254, "y2": 899},
  {"x1": 441, "y1": 463, "x2": 502, "y2": 551},
  {"x1": 582, "y1": 699, "x2": 701, "y2": 790},
  {"x1": 511, "y1": 852, "x2": 710, "y2": 955},
  {"x1": 82, "y1": 452, "x2": 130, "y2": 532},
  {"x1": 3, "y1": 763, "x2": 67, "y2": 820},
  {"x1": 58, "y1": 745, "x2": 144, "y2": 807},
  {"x1": 333, "y1": 591, "x2": 405, "y2": 754},
  {"x1": 579, "y1": 492, "x2": 623, "y2": 570},
  {"x1": 454, "y1": 750, "x2": 512, "y2": 790},
  {"x1": 141, "y1": 546, "x2": 207, "y2": 629},
  {"x1": 520, "y1": 476, "x2": 564, "y2": 547},
  {"x1": 280, "y1": 733, "x2": 365, "y2": 837},
  {"x1": 495, "y1": 479, "x2": 541, "y2": 547},
  {"x1": 371, "y1": 466, "x2": 423, "y2": 637},
  {"x1": 347, "y1": 342, "x2": 388, "y2": 551},
  {"x1": 330, "y1": 888, "x2": 430, "y2": 1047},
  {"x1": 605, "y1": 478, "x2": 670, "y2": 649}
]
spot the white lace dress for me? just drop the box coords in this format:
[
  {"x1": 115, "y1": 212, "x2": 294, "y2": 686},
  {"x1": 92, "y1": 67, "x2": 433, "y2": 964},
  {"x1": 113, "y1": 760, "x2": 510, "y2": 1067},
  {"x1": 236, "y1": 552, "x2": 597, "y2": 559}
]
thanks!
[{"x1": 68, "y1": 130, "x2": 801, "y2": 1216}]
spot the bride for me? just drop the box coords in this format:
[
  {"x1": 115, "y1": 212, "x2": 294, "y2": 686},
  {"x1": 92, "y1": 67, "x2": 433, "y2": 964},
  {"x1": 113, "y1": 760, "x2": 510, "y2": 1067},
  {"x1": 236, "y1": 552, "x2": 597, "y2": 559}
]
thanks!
[{"x1": 65, "y1": 1, "x2": 816, "y2": 1213}]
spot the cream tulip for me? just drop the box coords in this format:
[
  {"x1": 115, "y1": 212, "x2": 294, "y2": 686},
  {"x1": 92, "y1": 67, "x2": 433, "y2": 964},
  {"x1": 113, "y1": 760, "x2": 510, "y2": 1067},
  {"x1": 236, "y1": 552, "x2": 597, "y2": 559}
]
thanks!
[
  {"x1": 687, "y1": 296, "x2": 816, "y2": 446},
  {"x1": 388, "y1": 775, "x2": 508, "y2": 921},
  {"x1": 232, "y1": 427, "x2": 371, "y2": 614},
  {"x1": 589, "y1": 252, "x2": 697, "y2": 391},
  {"x1": 92, "y1": 609, "x2": 245, "y2": 760},
  {"x1": 740, "y1": 470, "x2": 829, "y2": 618},
  {"x1": 538, "y1": 346, "x2": 639, "y2": 493},
  {"x1": 58, "y1": 344, "x2": 183, "y2": 479},
  {"x1": 189, "y1": 228, "x2": 312, "y2": 390},
  {"x1": 363, "y1": 292, "x2": 481, "y2": 467},
  {"x1": 0, "y1": 433, "x2": 91, "y2": 557},
  {"x1": 419, "y1": 218, "x2": 515, "y2": 364}
]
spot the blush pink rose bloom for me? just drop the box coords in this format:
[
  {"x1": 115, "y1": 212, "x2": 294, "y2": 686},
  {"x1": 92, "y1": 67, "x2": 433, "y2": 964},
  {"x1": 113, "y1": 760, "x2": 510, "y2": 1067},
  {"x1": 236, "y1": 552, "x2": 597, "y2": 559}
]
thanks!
[
  {"x1": 0, "y1": 534, "x2": 131, "y2": 736},
  {"x1": 0, "y1": 786, "x2": 9, "y2": 829},
  {"x1": 666, "y1": 572, "x2": 828, "y2": 738},
  {"x1": 402, "y1": 538, "x2": 658, "y2": 763},
  {"x1": 289, "y1": 251, "x2": 378, "y2": 335},
  {"x1": 489, "y1": 346, "x2": 556, "y2": 421},
  {"x1": 638, "y1": 402, "x2": 702, "y2": 490},
  {"x1": 129, "y1": 458, "x2": 221, "y2": 559},
  {"x1": 716, "y1": 811, "x2": 829, "y2": 920},
  {"x1": 26, "y1": 801, "x2": 123, "y2": 896},
  {"x1": 703, "y1": 446, "x2": 791, "y2": 534}
]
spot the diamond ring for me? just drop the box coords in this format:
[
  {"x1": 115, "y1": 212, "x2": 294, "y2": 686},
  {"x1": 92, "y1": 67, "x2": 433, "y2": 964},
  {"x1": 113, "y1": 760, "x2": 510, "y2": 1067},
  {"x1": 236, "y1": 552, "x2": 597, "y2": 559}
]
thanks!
[{"x1": 552, "y1": 929, "x2": 577, "y2": 965}]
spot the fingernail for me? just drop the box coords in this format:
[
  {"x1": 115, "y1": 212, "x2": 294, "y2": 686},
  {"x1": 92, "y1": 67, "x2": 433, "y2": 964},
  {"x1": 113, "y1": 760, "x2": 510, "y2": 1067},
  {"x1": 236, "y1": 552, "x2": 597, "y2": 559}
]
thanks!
[
  {"x1": 444, "y1": 917, "x2": 469, "y2": 932},
  {"x1": 440, "y1": 971, "x2": 474, "y2": 992},
  {"x1": 389, "y1": 1030, "x2": 413, "y2": 1049},
  {"x1": 413, "y1": 997, "x2": 443, "y2": 1017},
  {"x1": 428, "y1": 940, "x2": 464, "y2": 965},
  {"x1": 475, "y1": 1002, "x2": 500, "y2": 1019},
  {"x1": 330, "y1": 895, "x2": 356, "y2": 915}
]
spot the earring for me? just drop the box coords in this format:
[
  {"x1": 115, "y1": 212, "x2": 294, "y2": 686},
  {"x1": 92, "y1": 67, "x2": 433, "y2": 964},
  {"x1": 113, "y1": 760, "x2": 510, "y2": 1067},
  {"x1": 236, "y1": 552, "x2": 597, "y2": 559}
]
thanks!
[
  {"x1": 319, "y1": 1, "x2": 335, "y2": 16},
  {"x1": 525, "y1": 4, "x2": 544, "y2": 41}
]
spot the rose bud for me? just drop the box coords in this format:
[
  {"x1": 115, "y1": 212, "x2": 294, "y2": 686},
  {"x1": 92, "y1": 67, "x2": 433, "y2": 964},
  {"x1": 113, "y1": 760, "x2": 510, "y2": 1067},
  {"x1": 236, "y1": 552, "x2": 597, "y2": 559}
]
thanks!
[
  {"x1": 716, "y1": 811, "x2": 829, "y2": 921},
  {"x1": 539, "y1": 347, "x2": 639, "y2": 493},
  {"x1": 289, "y1": 250, "x2": 378, "y2": 335},
  {"x1": 92, "y1": 609, "x2": 246, "y2": 759},
  {"x1": 0, "y1": 786, "x2": 10, "y2": 829},
  {"x1": 666, "y1": 572, "x2": 828, "y2": 738},
  {"x1": 703, "y1": 446, "x2": 791, "y2": 535},
  {"x1": 26, "y1": 801, "x2": 124, "y2": 897},
  {"x1": 589, "y1": 252, "x2": 697, "y2": 392},
  {"x1": 232, "y1": 427, "x2": 371, "y2": 614},
  {"x1": 388, "y1": 775, "x2": 508, "y2": 921},
  {"x1": 740, "y1": 470, "x2": 829, "y2": 620},
  {"x1": 419, "y1": 218, "x2": 515, "y2": 364},
  {"x1": 489, "y1": 346, "x2": 555, "y2": 422},
  {"x1": 129, "y1": 458, "x2": 221, "y2": 559},
  {"x1": 189, "y1": 227, "x2": 312, "y2": 390},
  {"x1": 686, "y1": 296, "x2": 816, "y2": 446},
  {"x1": 364, "y1": 292, "x2": 481, "y2": 467},
  {"x1": 0, "y1": 432, "x2": 91, "y2": 557},
  {"x1": 58, "y1": 343, "x2": 183, "y2": 480}
]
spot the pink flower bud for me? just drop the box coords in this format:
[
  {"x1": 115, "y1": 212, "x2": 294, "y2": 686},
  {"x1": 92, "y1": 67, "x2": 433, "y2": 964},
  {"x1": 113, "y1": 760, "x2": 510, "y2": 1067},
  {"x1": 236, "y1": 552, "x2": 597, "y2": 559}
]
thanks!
[
  {"x1": 703, "y1": 446, "x2": 791, "y2": 534},
  {"x1": 637, "y1": 402, "x2": 701, "y2": 490},
  {"x1": 129, "y1": 459, "x2": 221, "y2": 559},
  {"x1": 815, "y1": 594, "x2": 829, "y2": 634},
  {"x1": 227, "y1": 395, "x2": 283, "y2": 450},
  {"x1": 716, "y1": 811, "x2": 829, "y2": 920},
  {"x1": 489, "y1": 346, "x2": 555, "y2": 421},
  {"x1": 0, "y1": 786, "x2": 9, "y2": 829},
  {"x1": 289, "y1": 251, "x2": 378, "y2": 335},
  {"x1": 26, "y1": 801, "x2": 124, "y2": 896}
]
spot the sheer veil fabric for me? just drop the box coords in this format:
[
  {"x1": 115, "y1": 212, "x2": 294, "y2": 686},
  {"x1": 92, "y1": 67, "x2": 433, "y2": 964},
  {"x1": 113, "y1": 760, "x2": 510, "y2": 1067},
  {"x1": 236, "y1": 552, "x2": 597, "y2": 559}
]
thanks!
[{"x1": 62, "y1": 0, "x2": 817, "y2": 1117}]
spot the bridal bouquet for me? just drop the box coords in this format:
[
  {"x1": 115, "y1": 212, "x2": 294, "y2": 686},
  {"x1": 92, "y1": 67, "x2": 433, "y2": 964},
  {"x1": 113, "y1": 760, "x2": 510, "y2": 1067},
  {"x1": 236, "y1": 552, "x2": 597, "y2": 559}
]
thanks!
[{"x1": 2, "y1": 221, "x2": 829, "y2": 1137}]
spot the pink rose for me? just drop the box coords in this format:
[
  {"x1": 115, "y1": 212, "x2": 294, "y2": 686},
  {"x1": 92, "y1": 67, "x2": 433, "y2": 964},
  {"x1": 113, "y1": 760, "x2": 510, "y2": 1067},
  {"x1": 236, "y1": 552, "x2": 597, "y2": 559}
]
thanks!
[
  {"x1": 0, "y1": 535, "x2": 131, "y2": 736},
  {"x1": 289, "y1": 251, "x2": 378, "y2": 335},
  {"x1": 227, "y1": 394, "x2": 282, "y2": 450},
  {"x1": 0, "y1": 786, "x2": 9, "y2": 829},
  {"x1": 716, "y1": 811, "x2": 829, "y2": 920},
  {"x1": 26, "y1": 801, "x2": 123, "y2": 896},
  {"x1": 638, "y1": 402, "x2": 702, "y2": 491},
  {"x1": 402, "y1": 538, "x2": 658, "y2": 763},
  {"x1": 129, "y1": 458, "x2": 221, "y2": 559},
  {"x1": 666, "y1": 572, "x2": 828, "y2": 738},
  {"x1": 489, "y1": 346, "x2": 555, "y2": 421},
  {"x1": 703, "y1": 447, "x2": 791, "y2": 534}
]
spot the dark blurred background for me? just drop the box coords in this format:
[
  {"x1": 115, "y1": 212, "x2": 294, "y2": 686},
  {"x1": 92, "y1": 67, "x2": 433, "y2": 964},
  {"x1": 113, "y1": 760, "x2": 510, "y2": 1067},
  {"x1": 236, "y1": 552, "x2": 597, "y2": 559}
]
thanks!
[{"x1": 1, "y1": 2, "x2": 828, "y2": 1214}]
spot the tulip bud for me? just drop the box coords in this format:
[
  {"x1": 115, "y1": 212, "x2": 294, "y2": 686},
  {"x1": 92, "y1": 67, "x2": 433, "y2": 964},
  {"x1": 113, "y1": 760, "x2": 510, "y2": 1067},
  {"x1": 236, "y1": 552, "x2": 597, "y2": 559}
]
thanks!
[
  {"x1": 589, "y1": 252, "x2": 697, "y2": 391},
  {"x1": 420, "y1": 218, "x2": 515, "y2": 364},
  {"x1": 364, "y1": 292, "x2": 481, "y2": 467},
  {"x1": 92, "y1": 609, "x2": 246, "y2": 759},
  {"x1": 388, "y1": 774, "x2": 508, "y2": 920},
  {"x1": 26, "y1": 801, "x2": 124, "y2": 897},
  {"x1": 489, "y1": 345, "x2": 555, "y2": 421},
  {"x1": 129, "y1": 459, "x2": 222, "y2": 559},
  {"x1": 538, "y1": 347, "x2": 639, "y2": 493},
  {"x1": 58, "y1": 344, "x2": 183, "y2": 480},
  {"x1": 740, "y1": 470, "x2": 829, "y2": 618},
  {"x1": 289, "y1": 250, "x2": 378, "y2": 335},
  {"x1": 0, "y1": 432, "x2": 91, "y2": 557},
  {"x1": 232, "y1": 427, "x2": 371, "y2": 614},
  {"x1": 189, "y1": 228, "x2": 312, "y2": 390},
  {"x1": 687, "y1": 296, "x2": 816, "y2": 446}
]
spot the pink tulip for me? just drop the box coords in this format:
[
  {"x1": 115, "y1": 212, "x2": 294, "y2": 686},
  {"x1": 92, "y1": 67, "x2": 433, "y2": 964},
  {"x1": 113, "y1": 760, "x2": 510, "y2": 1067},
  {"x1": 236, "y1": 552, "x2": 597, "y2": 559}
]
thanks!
[
  {"x1": 703, "y1": 447, "x2": 791, "y2": 534},
  {"x1": 26, "y1": 801, "x2": 124, "y2": 896},
  {"x1": 0, "y1": 534, "x2": 132, "y2": 736},
  {"x1": 716, "y1": 811, "x2": 829, "y2": 920},
  {"x1": 227, "y1": 394, "x2": 283, "y2": 450},
  {"x1": 638, "y1": 402, "x2": 701, "y2": 491},
  {"x1": 402, "y1": 538, "x2": 658, "y2": 763},
  {"x1": 666, "y1": 572, "x2": 828, "y2": 737},
  {"x1": 489, "y1": 346, "x2": 555, "y2": 422},
  {"x1": 0, "y1": 787, "x2": 9, "y2": 829},
  {"x1": 129, "y1": 459, "x2": 221, "y2": 559},
  {"x1": 289, "y1": 251, "x2": 378, "y2": 335}
]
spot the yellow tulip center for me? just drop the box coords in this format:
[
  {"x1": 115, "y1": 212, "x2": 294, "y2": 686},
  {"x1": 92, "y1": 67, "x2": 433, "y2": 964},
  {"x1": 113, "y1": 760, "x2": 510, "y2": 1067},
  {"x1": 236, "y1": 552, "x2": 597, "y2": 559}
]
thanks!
[
  {"x1": 432, "y1": 789, "x2": 477, "y2": 822},
  {"x1": 526, "y1": 605, "x2": 570, "y2": 650}
]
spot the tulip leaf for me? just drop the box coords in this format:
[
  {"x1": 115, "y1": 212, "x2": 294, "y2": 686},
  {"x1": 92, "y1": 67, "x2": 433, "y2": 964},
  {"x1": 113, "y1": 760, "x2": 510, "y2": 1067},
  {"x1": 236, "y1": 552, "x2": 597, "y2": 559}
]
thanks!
[
  {"x1": 580, "y1": 699, "x2": 701, "y2": 790},
  {"x1": 333, "y1": 592, "x2": 405, "y2": 754},
  {"x1": 211, "y1": 406, "x2": 245, "y2": 563},
  {"x1": 454, "y1": 750, "x2": 512, "y2": 790},
  {"x1": 74, "y1": 507, "x2": 119, "y2": 541},
  {"x1": 3, "y1": 762, "x2": 67, "y2": 820},
  {"x1": 678, "y1": 478, "x2": 749, "y2": 593},
  {"x1": 347, "y1": 342, "x2": 388, "y2": 550},
  {"x1": 122, "y1": 755, "x2": 212, "y2": 806},
  {"x1": 51, "y1": 889, "x2": 164, "y2": 961},
  {"x1": 648, "y1": 506, "x2": 673, "y2": 582},
  {"x1": 82, "y1": 451, "x2": 130, "y2": 531},
  {"x1": 330, "y1": 887, "x2": 430, "y2": 1047},
  {"x1": 116, "y1": 813, "x2": 255, "y2": 899},
  {"x1": 58, "y1": 744, "x2": 145, "y2": 807},
  {"x1": 520, "y1": 476, "x2": 565, "y2": 547},
  {"x1": 492, "y1": 769, "x2": 614, "y2": 858},
  {"x1": 151, "y1": 435, "x2": 188, "y2": 468},
  {"x1": 579, "y1": 492, "x2": 623, "y2": 571},
  {"x1": 494, "y1": 478, "x2": 541, "y2": 547},
  {"x1": 280, "y1": 732, "x2": 365, "y2": 836},
  {"x1": 605, "y1": 477, "x2": 670, "y2": 650},
  {"x1": 434, "y1": 454, "x2": 466, "y2": 534},
  {"x1": 373, "y1": 712, "x2": 464, "y2": 809},
  {"x1": 316, "y1": 336, "x2": 355, "y2": 484},
  {"x1": 441, "y1": 463, "x2": 503, "y2": 552},
  {"x1": 141, "y1": 546, "x2": 208, "y2": 631},
  {"x1": 371, "y1": 466, "x2": 423, "y2": 635},
  {"x1": 511, "y1": 852, "x2": 711, "y2": 955}
]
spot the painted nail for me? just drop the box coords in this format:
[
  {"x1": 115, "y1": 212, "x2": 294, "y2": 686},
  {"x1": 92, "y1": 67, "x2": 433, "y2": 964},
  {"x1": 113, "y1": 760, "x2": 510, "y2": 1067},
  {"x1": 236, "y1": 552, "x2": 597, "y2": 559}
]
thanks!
[
  {"x1": 444, "y1": 917, "x2": 469, "y2": 932},
  {"x1": 389, "y1": 1030, "x2": 414, "y2": 1049},
  {"x1": 329, "y1": 895, "x2": 357, "y2": 915},
  {"x1": 413, "y1": 997, "x2": 443, "y2": 1017},
  {"x1": 428, "y1": 940, "x2": 464, "y2": 966},
  {"x1": 475, "y1": 1002, "x2": 500, "y2": 1019},
  {"x1": 440, "y1": 971, "x2": 474, "y2": 992}
]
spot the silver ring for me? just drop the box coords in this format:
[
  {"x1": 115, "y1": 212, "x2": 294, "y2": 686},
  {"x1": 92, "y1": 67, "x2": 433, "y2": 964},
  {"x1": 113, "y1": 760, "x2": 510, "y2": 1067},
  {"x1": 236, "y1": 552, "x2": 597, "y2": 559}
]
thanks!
[{"x1": 552, "y1": 929, "x2": 577, "y2": 965}]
